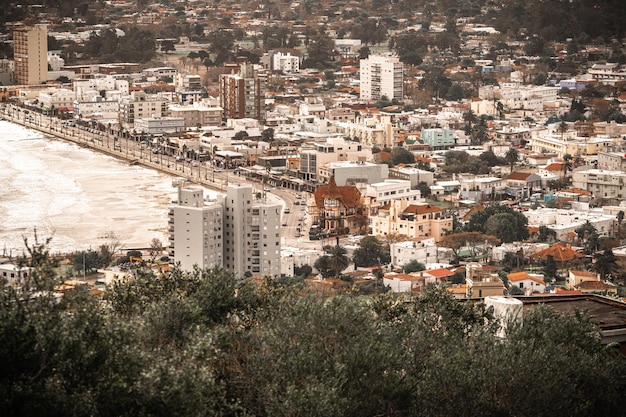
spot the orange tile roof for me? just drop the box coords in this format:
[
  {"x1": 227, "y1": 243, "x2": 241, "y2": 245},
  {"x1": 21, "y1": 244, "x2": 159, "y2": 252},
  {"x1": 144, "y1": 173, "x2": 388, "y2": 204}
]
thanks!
[
  {"x1": 508, "y1": 271, "x2": 546, "y2": 285},
  {"x1": 402, "y1": 203, "x2": 442, "y2": 215},
  {"x1": 545, "y1": 162, "x2": 563, "y2": 171},
  {"x1": 529, "y1": 243, "x2": 584, "y2": 262},
  {"x1": 576, "y1": 281, "x2": 617, "y2": 290},
  {"x1": 424, "y1": 268, "x2": 454, "y2": 278},
  {"x1": 569, "y1": 270, "x2": 597, "y2": 278}
]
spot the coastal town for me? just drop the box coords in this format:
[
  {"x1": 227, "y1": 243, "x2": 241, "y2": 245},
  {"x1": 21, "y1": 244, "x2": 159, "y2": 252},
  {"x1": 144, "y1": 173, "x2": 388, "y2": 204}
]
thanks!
[{"x1": 1, "y1": 1, "x2": 626, "y2": 415}]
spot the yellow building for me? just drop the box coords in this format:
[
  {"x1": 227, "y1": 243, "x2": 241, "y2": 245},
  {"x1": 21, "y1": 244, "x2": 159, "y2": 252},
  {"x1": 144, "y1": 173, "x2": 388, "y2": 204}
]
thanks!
[
  {"x1": 13, "y1": 24, "x2": 48, "y2": 86},
  {"x1": 370, "y1": 199, "x2": 453, "y2": 242}
]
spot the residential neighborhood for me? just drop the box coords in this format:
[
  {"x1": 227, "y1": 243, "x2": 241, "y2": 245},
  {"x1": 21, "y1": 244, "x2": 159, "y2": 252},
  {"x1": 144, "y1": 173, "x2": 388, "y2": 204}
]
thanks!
[
  {"x1": 1, "y1": 0, "x2": 626, "y2": 296},
  {"x1": 1, "y1": 1, "x2": 626, "y2": 413}
]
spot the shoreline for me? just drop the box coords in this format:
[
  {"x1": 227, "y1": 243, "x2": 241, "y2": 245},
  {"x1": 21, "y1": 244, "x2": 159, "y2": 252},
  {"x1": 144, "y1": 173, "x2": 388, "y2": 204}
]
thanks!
[{"x1": 0, "y1": 104, "x2": 227, "y2": 192}]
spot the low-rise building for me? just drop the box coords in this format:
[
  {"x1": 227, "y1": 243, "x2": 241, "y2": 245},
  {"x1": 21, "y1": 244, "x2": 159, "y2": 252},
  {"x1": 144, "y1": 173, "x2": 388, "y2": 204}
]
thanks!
[
  {"x1": 465, "y1": 262, "x2": 505, "y2": 298},
  {"x1": 134, "y1": 116, "x2": 185, "y2": 134},
  {"x1": 319, "y1": 160, "x2": 388, "y2": 186},
  {"x1": 421, "y1": 127, "x2": 455, "y2": 150},
  {"x1": 507, "y1": 271, "x2": 546, "y2": 295},
  {"x1": 524, "y1": 206, "x2": 616, "y2": 242},
  {"x1": 370, "y1": 200, "x2": 453, "y2": 242},
  {"x1": 389, "y1": 237, "x2": 441, "y2": 268},
  {"x1": 572, "y1": 169, "x2": 626, "y2": 200},
  {"x1": 388, "y1": 166, "x2": 435, "y2": 187}
]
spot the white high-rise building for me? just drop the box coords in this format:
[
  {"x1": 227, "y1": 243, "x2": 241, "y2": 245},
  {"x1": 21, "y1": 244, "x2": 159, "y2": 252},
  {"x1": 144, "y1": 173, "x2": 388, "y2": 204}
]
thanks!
[
  {"x1": 220, "y1": 184, "x2": 282, "y2": 278},
  {"x1": 168, "y1": 184, "x2": 281, "y2": 278},
  {"x1": 168, "y1": 187, "x2": 223, "y2": 272},
  {"x1": 359, "y1": 55, "x2": 403, "y2": 101}
]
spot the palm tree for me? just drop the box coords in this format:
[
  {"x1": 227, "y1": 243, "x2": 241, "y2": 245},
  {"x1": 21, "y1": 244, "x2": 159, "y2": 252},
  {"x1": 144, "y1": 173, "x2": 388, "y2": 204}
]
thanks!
[
  {"x1": 327, "y1": 245, "x2": 350, "y2": 280},
  {"x1": 562, "y1": 153, "x2": 573, "y2": 183},
  {"x1": 504, "y1": 147, "x2": 520, "y2": 174},
  {"x1": 463, "y1": 109, "x2": 477, "y2": 134}
]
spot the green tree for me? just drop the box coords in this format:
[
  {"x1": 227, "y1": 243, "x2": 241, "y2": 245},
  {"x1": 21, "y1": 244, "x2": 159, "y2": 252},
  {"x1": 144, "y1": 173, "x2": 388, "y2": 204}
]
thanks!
[
  {"x1": 207, "y1": 29, "x2": 234, "y2": 57},
  {"x1": 326, "y1": 245, "x2": 350, "y2": 279},
  {"x1": 484, "y1": 212, "x2": 529, "y2": 243},
  {"x1": 390, "y1": 146, "x2": 415, "y2": 165},
  {"x1": 593, "y1": 249, "x2": 619, "y2": 281},
  {"x1": 402, "y1": 259, "x2": 426, "y2": 273},
  {"x1": 542, "y1": 254, "x2": 558, "y2": 281},
  {"x1": 417, "y1": 181, "x2": 431, "y2": 198},
  {"x1": 261, "y1": 127, "x2": 275, "y2": 146},
  {"x1": 303, "y1": 32, "x2": 336, "y2": 69},
  {"x1": 352, "y1": 236, "x2": 389, "y2": 267},
  {"x1": 313, "y1": 255, "x2": 334, "y2": 278},
  {"x1": 466, "y1": 205, "x2": 529, "y2": 242},
  {"x1": 438, "y1": 231, "x2": 500, "y2": 263},
  {"x1": 160, "y1": 39, "x2": 176, "y2": 54}
]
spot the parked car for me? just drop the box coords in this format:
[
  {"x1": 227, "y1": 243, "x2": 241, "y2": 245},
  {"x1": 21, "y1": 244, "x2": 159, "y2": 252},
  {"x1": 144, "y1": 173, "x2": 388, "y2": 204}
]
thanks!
[{"x1": 284, "y1": 208, "x2": 290, "y2": 214}]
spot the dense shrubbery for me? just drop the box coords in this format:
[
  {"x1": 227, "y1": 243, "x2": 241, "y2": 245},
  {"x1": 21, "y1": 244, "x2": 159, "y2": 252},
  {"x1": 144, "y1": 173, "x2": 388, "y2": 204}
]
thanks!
[{"x1": 1, "y1": 242, "x2": 625, "y2": 417}]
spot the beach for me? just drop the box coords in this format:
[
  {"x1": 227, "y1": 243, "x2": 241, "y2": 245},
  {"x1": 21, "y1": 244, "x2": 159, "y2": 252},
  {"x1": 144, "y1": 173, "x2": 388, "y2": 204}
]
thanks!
[{"x1": 0, "y1": 120, "x2": 217, "y2": 257}]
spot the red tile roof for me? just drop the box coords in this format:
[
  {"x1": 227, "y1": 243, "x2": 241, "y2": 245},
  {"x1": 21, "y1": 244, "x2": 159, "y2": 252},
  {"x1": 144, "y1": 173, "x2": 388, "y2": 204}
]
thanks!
[
  {"x1": 507, "y1": 171, "x2": 533, "y2": 181},
  {"x1": 402, "y1": 203, "x2": 442, "y2": 215},
  {"x1": 313, "y1": 176, "x2": 361, "y2": 208},
  {"x1": 424, "y1": 268, "x2": 454, "y2": 278},
  {"x1": 529, "y1": 243, "x2": 584, "y2": 262}
]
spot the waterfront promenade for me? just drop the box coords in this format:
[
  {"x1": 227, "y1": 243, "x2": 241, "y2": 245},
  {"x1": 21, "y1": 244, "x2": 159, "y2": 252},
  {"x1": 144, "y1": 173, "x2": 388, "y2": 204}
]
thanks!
[{"x1": 0, "y1": 104, "x2": 228, "y2": 192}]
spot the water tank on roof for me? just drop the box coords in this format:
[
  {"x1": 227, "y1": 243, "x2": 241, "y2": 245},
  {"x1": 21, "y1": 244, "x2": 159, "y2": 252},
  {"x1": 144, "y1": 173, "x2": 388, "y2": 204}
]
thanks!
[{"x1": 484, "y1": 296, "x2": 523, "y2": 338}]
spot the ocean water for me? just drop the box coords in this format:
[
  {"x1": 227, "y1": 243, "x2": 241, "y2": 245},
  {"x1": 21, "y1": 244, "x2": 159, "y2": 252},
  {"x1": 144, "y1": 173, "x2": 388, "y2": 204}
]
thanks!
[{"x1": 0, "y1": 121, "x2": 189, "y2": 256}]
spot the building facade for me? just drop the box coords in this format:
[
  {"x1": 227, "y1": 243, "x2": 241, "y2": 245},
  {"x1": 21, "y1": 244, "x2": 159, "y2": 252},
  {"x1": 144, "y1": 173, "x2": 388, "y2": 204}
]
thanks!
[
  {"x1": 168, "y1": 187, "x2": 223, "y2": 272},
  {"x1": 359, "y1": 55, "x2": 403, "y2": 101},
  {"x1": 219, "y1": 64, "x2": 264, "y2": 120},
  {"x1": 13, "y1": 24, "x2": 48, "y2": 85},
  {"x1": 370, "y1": 200, "x2": 453, "y2": 242},
  {"x1": 220, "y1": 184, "x2": 281, "y2": 277},
  {"x1": 169, "y1": 184, "x2": 282, "y2": 278}
]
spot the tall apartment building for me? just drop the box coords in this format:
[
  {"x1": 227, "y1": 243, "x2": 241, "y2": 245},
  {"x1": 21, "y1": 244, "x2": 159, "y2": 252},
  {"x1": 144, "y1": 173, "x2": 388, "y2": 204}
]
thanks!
[
  {"x1": 13, "y1": 24, "x2": 48, "y2": 85},
  {"x1": 168, "y1": 187, "x2": 224, "y2": 272},
  {"x1": 359, "y1": 55, "x2": 403, "y2": 101},
  {"x1": 219, "y1": 184, "x2": 281, "y2": 277},
  {"x1": 169, "y1": 184, "x2": 281, "y2": 277},
  {"x1": 219, "y1": 64, "x2": 264, "y2": 120}
]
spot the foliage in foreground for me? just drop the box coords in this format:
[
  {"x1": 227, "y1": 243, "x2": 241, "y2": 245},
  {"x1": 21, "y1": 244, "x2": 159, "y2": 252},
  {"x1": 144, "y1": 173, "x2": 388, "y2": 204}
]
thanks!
[{"x1": 1, "y1": 259, "x2": 625, "y2": 417}]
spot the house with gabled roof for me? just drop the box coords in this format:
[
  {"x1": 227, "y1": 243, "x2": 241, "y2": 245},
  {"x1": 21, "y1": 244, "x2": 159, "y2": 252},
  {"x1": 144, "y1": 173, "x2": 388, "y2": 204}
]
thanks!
[
  {"x1": 566, "y1": 270, "x2": 598, "y2": 290},
  {"x1": 504, "y1": 171, "x2": 542, "y2": 198},
  {"x1": 575, "y1": 280, "x2": 618, "y2": 296},
  {"x1": 529, "y1": 243, "x2": 585, "y2": 267},
  {"x1": 507, "y1": 271, "x2": 546, "y2": 295},
  {"x1": 311, "y1": 176, "x2": 366, "y2": 236}
]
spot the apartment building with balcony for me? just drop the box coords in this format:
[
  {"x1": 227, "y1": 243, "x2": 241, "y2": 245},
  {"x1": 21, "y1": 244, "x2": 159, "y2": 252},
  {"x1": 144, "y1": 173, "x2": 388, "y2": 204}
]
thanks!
[
  {"x1": 219, "y1": 63, "x2": 264, "y2": 120},
  {"x1": 13, "y1": 24, "x2": 48, "y2": 85},
  {"x1": 168, "y1": 187, "x2": 223, "y2": 272},
  {"x1": 359, "y1": 55, "x2": 403, "y2": 101},
  {"x1": 119, "y1": 91, "x2": 169, "y2": 126},
  {"x1": 219, "y1": 183, "x2": 281, "y2": 278},
  {"x1": 572, "y1": 169, "x2": 626, "y2": 200},
  {"x1": 168, "y1": 184, "x2": 281, "y2": 278}
]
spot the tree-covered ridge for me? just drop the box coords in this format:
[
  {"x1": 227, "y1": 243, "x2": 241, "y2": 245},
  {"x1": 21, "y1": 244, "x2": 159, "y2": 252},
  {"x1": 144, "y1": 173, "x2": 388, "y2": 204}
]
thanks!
[
  {"x1": 3, "y1": 0, "x2": 626, "y2": 43},
  {"x1": 1, "y1": 244, "x2": 625, "y2": 416}
]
